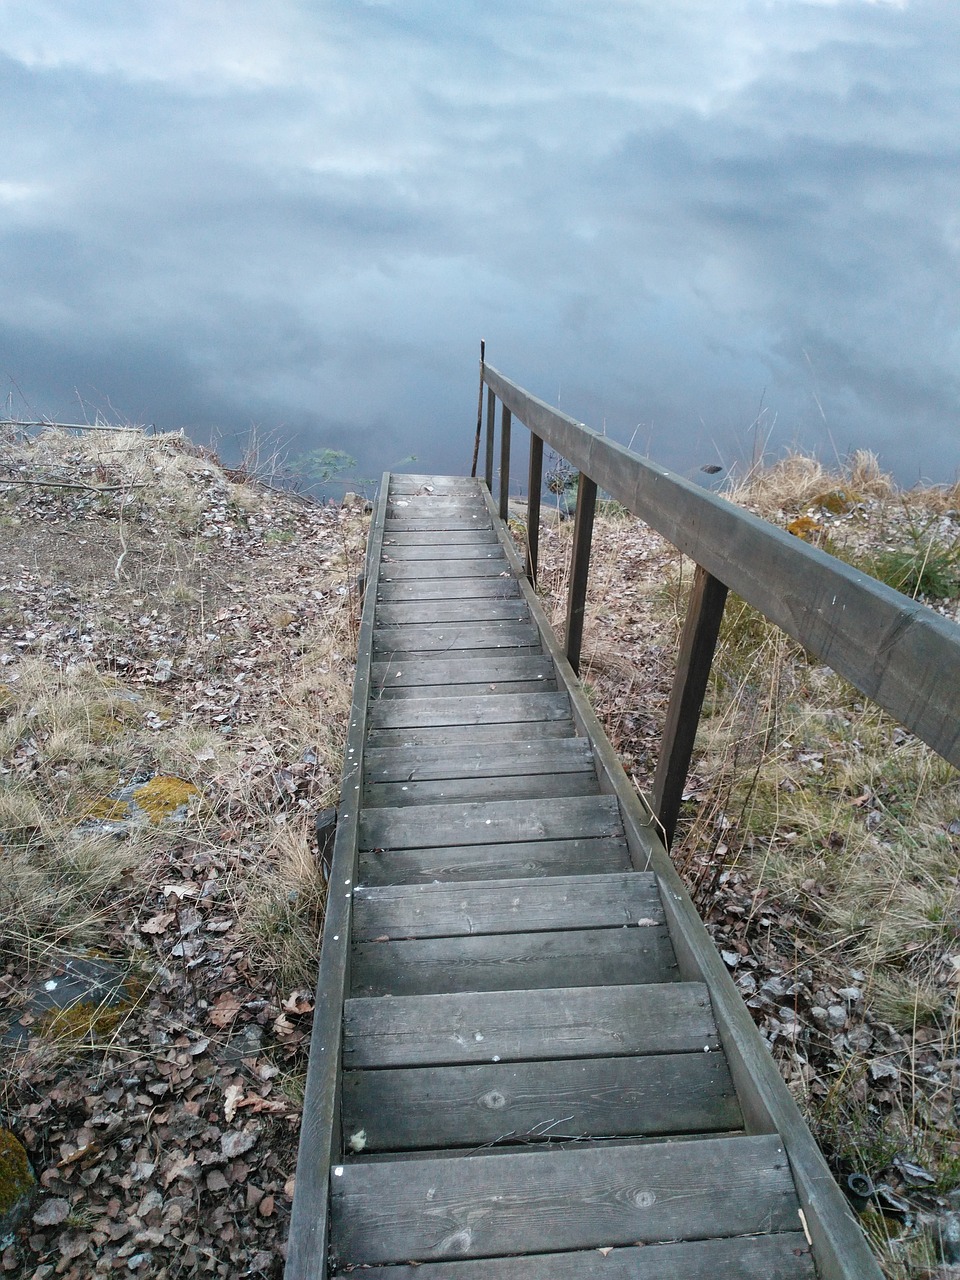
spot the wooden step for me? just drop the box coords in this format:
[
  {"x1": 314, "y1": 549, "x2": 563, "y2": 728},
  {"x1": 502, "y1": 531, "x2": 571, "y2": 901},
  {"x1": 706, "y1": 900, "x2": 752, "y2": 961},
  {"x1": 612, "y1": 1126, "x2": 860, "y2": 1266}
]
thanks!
[
  {"x1": 358, "y1": 835, "x2": 631, "y2": 885},
  {"x1": 374, "y1": 600, "x2": 530, "y2": 626},
  {"x1": 359, "y1": 795, "x2": 622, "y2": 852},
  {"x1": 334, "y1": 1233, "x2": 815, "y2": 1278},
  {"x1": 343, "y1": 982, "x2": 717, "y2": 1068},
  {"x1": 366, "y1": 720, "x2": 574, "y2": 747},
  {"x1": 383, "y1": 544, "x2": 506, "y2": 561},
  {"x1": 366, "y1": 692, "x2": 569, "y2": 729},
  {"x1": 373, "y1": 623, "x2": 540, "y2": 655},
  {"x1": 342, "y1": 1051, "x2": 741, "y2": 1151},
  {"x1": 352, "y1": 872, "x2": 663, "y2": 940},
  {"x1": 377, "y1": 578, "x2": 520, "y2": 602},
  {"x1": 364, "y1": 770, "x2": 598, "y2": 808},
  {"x1": 329, "y1": 1133, "x2": 801, "y2": 1265},
  {"x1": 383, "y1": 529, "x2": 499, "y2": 545},
  {"x1": 350, "y1": 925, "x2": 678, "y2": 996},
  {"x1": 381, "y1": 560, "x2": 508, "y2": 580},
  {"x1": 364, "y1": 738, "x2": 592, "y2": 783}
]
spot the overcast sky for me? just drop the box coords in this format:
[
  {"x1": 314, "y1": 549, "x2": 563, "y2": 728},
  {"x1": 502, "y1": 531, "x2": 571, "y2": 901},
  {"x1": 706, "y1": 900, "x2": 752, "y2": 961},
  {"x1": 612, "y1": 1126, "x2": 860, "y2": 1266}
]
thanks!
[{"x1": 1, "y1": 0, "x2": 958, "y2": 488}]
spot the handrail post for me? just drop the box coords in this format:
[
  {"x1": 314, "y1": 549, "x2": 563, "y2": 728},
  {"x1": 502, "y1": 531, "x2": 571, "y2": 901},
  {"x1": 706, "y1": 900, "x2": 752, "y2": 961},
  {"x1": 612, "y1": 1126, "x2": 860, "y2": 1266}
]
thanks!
[
  {"x1": 470, "y1": 339, "x2": 486, "y2": 478},
  {"x1": 564, "y1": 474, "x2": 597, "y2": 674},
  {"x1": 653, "y1": 565, "x2": 728, "y2": 847},
  {"x1": 499, "y1": 405, "x2": 511, "y2": 522},
  {"x1": 525, "y1": 432, "x2": 543, "y2": 585},
  {"x1": 484, "y1": 386, "x2": 495, "y2": 492}
]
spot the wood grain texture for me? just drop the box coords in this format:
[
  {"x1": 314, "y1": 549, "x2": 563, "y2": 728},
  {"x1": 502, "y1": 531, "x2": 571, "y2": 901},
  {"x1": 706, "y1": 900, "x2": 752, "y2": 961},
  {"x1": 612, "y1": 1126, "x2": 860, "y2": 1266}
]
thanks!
[
  {"x1": 363, "y1": 770, "x2": 598, "y2": 808},
  {"x1": 380, "y1": 561, "x2": 511, "y2": 581},
  {"x1": 350, "y1": 926, "x2": 678, "y2": 996},
  {"x1": 329, "y1": 1133, "x2": 798, "y2": 1263},
  {"x1": 372, "y1": 679, "x2": 557, "y2": 700},
  {"x1": 373, "y1": 624, "x2": 540, "y2": 654},
  {"x1": 374, "y1": 601, "x2": 531, "y2": 626},
  {"x1": 484, "y1": 362, "x2": 960, "y2": 769},
  {"x1": 389, "y1": 475, "x2": 480, "y2": 494},
  {"x1": 365, "y1": 720, "x2": 573, "y2": 747},
  {"x1": 343, "y1": 1232, "x2": 815, "y2": 1279},
  {"x1": 342, "y1": 1052, "x2": 740, "y2": 1150},
  {"x1": 377, "y1": 578, "x2": 520, "y2": 602},
  {"x1": 358, "y1": 835, "x2": 631, "y2": 885},
  {"x1": 366, "y1": 691, "x2": 568, "y2": 728},
  {"x1": 342, "y1": 981, "x2": 718, "y2": 1067},
  {"x1": 363, "y1": 737, "x2": 592, "y2": 783},
  {"x1": 359, "y1": 795, "x2": 621, "y2": 851},
  {"x1": 352, "y1": 872, "x2": 663, "y2": 939},
  {"x1": 383, "y1": 544, "x2": 505, "y2": 561},
  {"x1": 383, "y1": 530, "x2": 499, "y2": 545}
]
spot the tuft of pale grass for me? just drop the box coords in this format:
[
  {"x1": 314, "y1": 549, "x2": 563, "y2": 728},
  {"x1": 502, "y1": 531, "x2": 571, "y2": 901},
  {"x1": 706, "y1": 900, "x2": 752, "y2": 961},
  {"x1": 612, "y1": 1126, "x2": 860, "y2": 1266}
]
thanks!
[{"x1": 237, "y1": 819, "x2": 327, "y2": 994}]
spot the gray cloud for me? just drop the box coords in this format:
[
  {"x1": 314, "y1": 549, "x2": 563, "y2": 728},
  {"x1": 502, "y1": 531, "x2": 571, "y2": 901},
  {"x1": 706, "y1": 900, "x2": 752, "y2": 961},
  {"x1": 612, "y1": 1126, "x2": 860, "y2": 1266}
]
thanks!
[{"x1": 1, "y1": 1, "x2": 958, "y2": 488}]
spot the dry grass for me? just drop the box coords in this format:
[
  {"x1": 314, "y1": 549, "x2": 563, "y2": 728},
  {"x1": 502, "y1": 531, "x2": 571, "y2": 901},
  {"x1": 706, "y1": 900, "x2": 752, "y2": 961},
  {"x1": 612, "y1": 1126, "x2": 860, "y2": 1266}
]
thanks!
[{"x1": 529, "y1": 451, "x2": 960, "y2": 1278}]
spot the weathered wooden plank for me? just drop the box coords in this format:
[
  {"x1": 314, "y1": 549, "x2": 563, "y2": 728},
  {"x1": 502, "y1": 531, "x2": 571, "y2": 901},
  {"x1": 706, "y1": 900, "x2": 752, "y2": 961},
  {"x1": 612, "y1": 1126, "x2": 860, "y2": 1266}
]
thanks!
[
  {"x1": 350, "y1": 1232, "x2": 816, "y2": 1280},
  {"x1": 384, "y1": 530, "x2": 499, "y2": 546},
  {"x1": 389, "y1": 475, "x2": 480, "y2": 494},
  {"x1": 350, "y1": 925, "x2": 678, "y2": 996},
  {"x1": 364, "y1": 770, "x2": 597, "y2": 808},
  {"x1": 352, "y1": 871, "x2": 662, "y2": 940},
  {"x1": 329, "y1": 1133, "x2": 797, "y2": 1263},
  {"x1": 366, "y1": 691, "x2": 569, "y2": 729},
  {"x1": 380, "y1": 560, "x2": 510, "y2": 581},
  {"x1": 373, "y1": 624, "x2": 540, "y2": 654},
  {"x1": 383, "y1": 544, "x2": 505, "y2": 562},
  {"x1": 377, "y1": 578, "x2": 520, "y2": 602},
  {"x1": 365, "y1": 720, "x2": 572, "y2": 748},
  {"x1": 565, "y1": 474, "x2": 597, "y2": 674},
  {"x1": 342, "y1": 982, "x2": 717, "y2": 1067},
  {"x1": 388, "y1": 496, "x2": 486, "y2": 512},
  {"x1": 384, "y1": 518, "x2": 490, "y2": 532},
  {"x1": 343, "y1": 1052, "x2": 740, "y2": 1151},
  {"x1": 485, "y1": 362, "x2": 960, "y2": 770},
  {"x1": 372, "y1": 679, "x2": 556, "y2": 699},
  {"x1": 375, "y1": 600, "x2": 531, "y2": 627},
  {"x1": 359, "y1": 794, "x2": 621, "y2": 851},
  {"x1": 358, "y1": 835, "x2": 631, "y2": 884},
  {"x1": 364, "y1": 737, "x2": 591, "y2": 783},
  {"x1": 653, "y1": 565, "x2": 728, "y2": 847}
]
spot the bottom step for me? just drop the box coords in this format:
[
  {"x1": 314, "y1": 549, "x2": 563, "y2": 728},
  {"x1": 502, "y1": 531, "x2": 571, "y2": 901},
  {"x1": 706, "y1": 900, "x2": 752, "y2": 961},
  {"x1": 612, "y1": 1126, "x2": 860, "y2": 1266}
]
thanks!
[
  {"x1": 343, "y1": 1232, "x2": 815, "y2": 1278},
  {"x1": 330, "y1": 1133, "x2": 806, "y2": 1268}
]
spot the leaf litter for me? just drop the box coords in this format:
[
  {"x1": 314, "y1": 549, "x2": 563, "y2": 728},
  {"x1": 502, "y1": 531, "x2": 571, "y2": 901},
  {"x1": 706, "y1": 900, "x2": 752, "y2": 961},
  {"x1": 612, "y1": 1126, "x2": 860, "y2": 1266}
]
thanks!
[{"x1": 0, "y1": 423, "x2": 366, "y2": 1277}]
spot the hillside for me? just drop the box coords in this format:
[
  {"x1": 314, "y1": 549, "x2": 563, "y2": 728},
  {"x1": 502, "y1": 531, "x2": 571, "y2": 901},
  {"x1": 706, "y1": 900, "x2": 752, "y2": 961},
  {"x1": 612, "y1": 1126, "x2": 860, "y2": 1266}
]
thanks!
[
  {"x1": 2, "y1": 428, "x2": 959, "y2": 1277},
  {"x1": 530, "y1": 454, "x2": 960, "y2": 1278},
  {"x1": 0, "y1": 424, "x2": 364, "y2": 1276}
]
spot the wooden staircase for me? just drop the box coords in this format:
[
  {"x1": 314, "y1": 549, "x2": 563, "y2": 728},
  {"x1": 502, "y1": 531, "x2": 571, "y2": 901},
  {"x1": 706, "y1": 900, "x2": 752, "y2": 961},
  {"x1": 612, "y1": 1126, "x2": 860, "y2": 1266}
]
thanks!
[{"x1": 286, "y1": 473, "x2": 882, "y2": 1280}]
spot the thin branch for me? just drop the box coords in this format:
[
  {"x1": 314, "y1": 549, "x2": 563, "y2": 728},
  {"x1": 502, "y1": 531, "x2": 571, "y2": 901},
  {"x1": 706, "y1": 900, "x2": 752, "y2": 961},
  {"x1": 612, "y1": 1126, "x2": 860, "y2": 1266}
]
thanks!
[
  {"x1": 0, "y1": 477, "x2": 148, "y2": 493},
  {"x1": 0, "y1": 420, "x2": 142, "y2": 433}
]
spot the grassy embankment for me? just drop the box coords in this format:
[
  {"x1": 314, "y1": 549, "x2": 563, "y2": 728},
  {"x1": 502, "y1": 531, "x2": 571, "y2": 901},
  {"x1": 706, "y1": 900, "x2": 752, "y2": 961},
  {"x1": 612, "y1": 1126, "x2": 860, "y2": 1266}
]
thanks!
[{"x1": 530, "y1": 450, "x2": 960, "y2": 1278}]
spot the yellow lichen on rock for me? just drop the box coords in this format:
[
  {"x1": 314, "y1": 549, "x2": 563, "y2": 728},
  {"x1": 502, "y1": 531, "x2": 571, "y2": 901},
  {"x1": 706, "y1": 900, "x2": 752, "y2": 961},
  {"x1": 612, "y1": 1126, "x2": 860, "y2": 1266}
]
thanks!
[
  {"x1": 131, "y1": 774, "x2": 199, "y2": 824},
  {"x1": 0, "y1": 1127, "x2": 35, "y2": 1233},
  {"x1": 812, "y1": 488, "x2": 860, "y2": 514},
  {"x1": 786, "y1": 514, "x2": 822, "y2": 541}
]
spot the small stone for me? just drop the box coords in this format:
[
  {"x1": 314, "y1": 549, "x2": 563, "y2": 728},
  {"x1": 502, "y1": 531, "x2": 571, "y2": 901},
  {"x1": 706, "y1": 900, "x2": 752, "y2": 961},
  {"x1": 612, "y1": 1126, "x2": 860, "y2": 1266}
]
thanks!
[
  {"x1": 220, "y1": 1129, "x2": 258, "y2": 1160},
  {"x1": 826, "y1": 1004, "x2": 848, "y2": 1028}
]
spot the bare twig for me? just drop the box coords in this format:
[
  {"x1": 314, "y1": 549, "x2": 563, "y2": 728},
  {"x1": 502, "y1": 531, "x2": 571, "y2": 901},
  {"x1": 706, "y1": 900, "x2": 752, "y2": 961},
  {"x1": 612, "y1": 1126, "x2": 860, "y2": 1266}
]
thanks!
[{"x1": 0, "y1": 478, "x2": 148, "y2": 493}]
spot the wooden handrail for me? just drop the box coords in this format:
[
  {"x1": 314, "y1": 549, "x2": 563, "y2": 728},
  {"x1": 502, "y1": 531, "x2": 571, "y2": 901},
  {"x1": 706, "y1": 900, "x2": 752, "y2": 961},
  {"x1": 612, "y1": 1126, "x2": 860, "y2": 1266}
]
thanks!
[{"x1": 479, "y1": 360, "x2": 960, "y2": 838}]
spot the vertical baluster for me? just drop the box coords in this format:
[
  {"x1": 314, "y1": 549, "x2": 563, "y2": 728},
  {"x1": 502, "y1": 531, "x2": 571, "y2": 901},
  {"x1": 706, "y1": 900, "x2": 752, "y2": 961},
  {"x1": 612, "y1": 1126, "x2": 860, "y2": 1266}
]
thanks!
[
  {"x1": 470, "y1": 338, "x2": 486, "y2": 478},
  {"x1": 525, "y1": 432, "x2": 543, "y2": 585},
  {"x1": 565, "y1": 475, "x2": 597, "y2": 674},
  {"x1": 499, "y1": 406, "x2": 511, "y2": 523},
  {"x1": 484, "y1": 387, "x2": 495, "y2": 492},
  {"x1": 652, "y1": 565, "x2": 728, "y2": 847}
]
